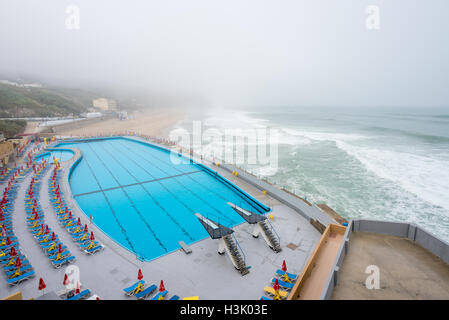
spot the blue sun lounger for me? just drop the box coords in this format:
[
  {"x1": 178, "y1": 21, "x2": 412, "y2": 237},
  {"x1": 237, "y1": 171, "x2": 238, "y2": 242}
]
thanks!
[
  {"x1": 135, "y1": 284, "x2": 157, "y2": 300},
  {"x1": 4, "y1": 259, "x2": 31, "y2": 272},
  {"x1": 79, "y1": 241, "x2": 100, "y2": 249},
  {"x1": 123, "y1": 280, "x2": 145, "y2": 296},
  {"x1": 46, "y1": 244, "x2": 68, "y2": 255},
  {"x1": 7, "y1": 270, "x2": 35, "y2": 286},
  {"x1": 275, "y1": 269, "x2": 298, "y2": 281},
  {"x1": 152, "y1": 290, "x2": 168, "y2": 300},
  {"x1": 84, "y1": 244, "x2": 104, "y2": 255},
  {"x1": 169, "y1": 295, "x2": 180, "y2": 300},
  {"x1": 1, "y1": 254, "x2": 26, "y2": 265},
  {"x1": 6, "y1": 264, "x2": 33, "y2": 276},
  {"x1": 51, "y1": 255, "x2": 75, "y2": 268},
  {"x1": 0, "y1": 241, "x2": 19, "y2": 250},
  {"x1": 271, "y1": 277, "x2": 295, "y2": 290},
  {"x1": 67, "y1": 289, "x2": 91, "y2": 300},
  {"x1": 260, "y1": 296, "x2": 272, "y2": 300},
  {"x1": 49, "y1": 250, "x2": 71, "y2": 261}
]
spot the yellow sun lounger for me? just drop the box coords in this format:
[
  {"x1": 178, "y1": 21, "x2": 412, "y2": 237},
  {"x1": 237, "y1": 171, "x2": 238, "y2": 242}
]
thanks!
[
  {"x1": 183, "y1": 296, "x2": 199, "y2": 300},
  {"x1": 263, "y1": 286, "x2": 288, "y2": 299}
]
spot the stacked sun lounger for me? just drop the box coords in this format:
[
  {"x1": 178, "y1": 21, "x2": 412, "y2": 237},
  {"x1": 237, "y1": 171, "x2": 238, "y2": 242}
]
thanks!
[
  {"x1": 123, "y1": 279, "x2": 178, "y2": 300},
  {"x1": 1, "y1": 165, "x2": 36, "y2": 286},
  {"x1": 48, "y1": 166, "x2": 104, "y2": 255},
  {"x1": 260, "y1": 269, "x2": 298, "y2": 300},
  {"x1": 25, "y1": 160, "x2": 75, "y2": 269}
]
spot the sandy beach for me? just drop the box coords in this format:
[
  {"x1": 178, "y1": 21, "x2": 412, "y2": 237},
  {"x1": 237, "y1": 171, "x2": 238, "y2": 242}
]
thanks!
[{"x1": 56, "y1": 108, "x2": 185, "y2": 138}]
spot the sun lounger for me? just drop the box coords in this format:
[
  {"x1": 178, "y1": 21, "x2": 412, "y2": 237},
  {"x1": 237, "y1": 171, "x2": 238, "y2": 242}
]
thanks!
[
  {"x1": 4, "y1": 259, "x2": 31, "y2": 272},
  {"x1": 275, "y1": 269, "x2": 298, "y2": 281},
  {"x1": 260, "y1": 296, "x2": 272, "y2": 300},
  {"x1": 1, "y1": 254, "x2": 26, "y2": 265},
  {"x1": 0, "y1": 241, "x2": 19, "y2": 250},
  {"x1": 84, "y1": 244, "x2": 104, "y2": 255},
  {"x1": 152, "y1": 290, "x2": 168, "y2": 300},
  {"x1": 135, "y1": 284, "x2": 157, "y2": 300},
  {"x1": 169, "y1": 295, "x2": 180, "y2": 300},
  {"x1": 67, "y1": 289, "x2": 91, "y2": 300},
  {"x1": 271, "y1": 278, "x2": 295, "y2": 290},
  {"x1": 51, "y1": 255, "x2": 75, "y2": 268},
  {"x1": 79, "y1": 241, "x2": 100, "y2": 249},
  {"x1": 263, "y1": 286, "x2": 289, "y2": 299},
  {"x1": 123, "y1": 280, "x2": 145, "y2": 296},
  {"x1": 182, "y1": 296, "x2": 199, "y2": 300},
  {"x1": 6, "y1": 264, "x2": 33, "y2": 276},
  {"x1": 49, "y1": 250, "x2": 71, "y2": 261},
  {"x1": 46, "y1": 245, "x2": 68, "y2": 255},
  {"x1": 7, "y1": 270, "x2": 35, "y2": 286}
]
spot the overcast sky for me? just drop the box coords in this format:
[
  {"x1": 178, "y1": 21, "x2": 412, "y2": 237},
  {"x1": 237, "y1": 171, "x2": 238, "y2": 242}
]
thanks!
[{"x1": 1, "y1": 0, "x2": 448, "y2": 108}]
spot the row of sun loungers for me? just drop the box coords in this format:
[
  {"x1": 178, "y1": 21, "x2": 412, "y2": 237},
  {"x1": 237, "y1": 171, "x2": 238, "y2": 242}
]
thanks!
[
  {"x1": 25, "y1": 161, "x2": 76, "y2": 269},
  {"x1": 48, "y1": 166, "x2": 104, "y2": 255},
  {"x1": 123, "y1": 279, "x2": 178, "y2": 300},
  {"x1": 1, "y1": 165, "x2": 36, "y2": 286},
  {"x1": 261, "y1": 268, "x2": 298, "y2": 300}
]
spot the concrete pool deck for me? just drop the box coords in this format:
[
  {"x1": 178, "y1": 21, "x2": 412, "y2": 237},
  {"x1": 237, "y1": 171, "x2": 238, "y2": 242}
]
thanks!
[{"x1": 1, "y1": 139, "x2": 322, "y2": 300}]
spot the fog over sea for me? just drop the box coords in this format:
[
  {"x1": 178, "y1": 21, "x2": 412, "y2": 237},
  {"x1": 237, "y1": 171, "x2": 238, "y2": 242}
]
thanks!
[{"x1": 171, "y1": 106, "x2": 449, "y2": 242}]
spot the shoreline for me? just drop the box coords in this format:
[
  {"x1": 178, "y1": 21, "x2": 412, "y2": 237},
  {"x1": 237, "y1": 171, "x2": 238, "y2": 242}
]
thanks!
[{"x1": 53, "y1": 108, "x2": 186, "y2": 138}]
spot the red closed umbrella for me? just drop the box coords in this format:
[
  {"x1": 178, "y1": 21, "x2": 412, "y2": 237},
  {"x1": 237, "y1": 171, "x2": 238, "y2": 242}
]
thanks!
[
  {"x1": 76, "y1": 281, "x2": 81, "y2": 294},
  {"x1": 6, "y1": 237, "x2": 11, "y2": 245},
  {"x1": 137, "y1": 269, "x2": 143, "y2": 280},
  {"x1": 38, "y1": 278, "x2": 46, "y2": 291},
  {"x1": 15, "y1": 257, "x2": 22, "y2": 268},
  {"x1": 159, "y1": 280, "x2": 165, "y2": 292},
  {"x1": 282, "y1": 260, "x2": 287, "y2": 272},
  {"x1": 90, "y1": 232, "x2": 95, "y2": 241},
  {"x1": 77, "y1": 217, "x2": 81, "y2": 225},
  {"x1": 273, "y1": 278, "x2": 280, "y2": 291},
  {"x1": 51, "y1": 232, "x2": 56, "y2": 241},
  {"x1": 63, "y1": 273, "x2": 70, "y2": 286},
  {"x1": 58, "y1": 243, "x2": 63, "y2": 253},
  {"x1": 10, "y1": 246, "x2": 17, "y2": 256},
  {"x1": 45, "y1": 225, "x2": 49, "y2": 234},
  {"x1": 84, "y1": 224, "x2": 88, "y2": 233}
]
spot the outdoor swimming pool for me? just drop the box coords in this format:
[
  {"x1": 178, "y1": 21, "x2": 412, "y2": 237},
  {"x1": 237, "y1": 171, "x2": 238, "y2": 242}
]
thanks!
[
  {"x1": 35, "y1": 149, "x2": 75, "y2": 163},
  {"x1": 57, "y1": 137, "x2": 270, "y2": 261}
]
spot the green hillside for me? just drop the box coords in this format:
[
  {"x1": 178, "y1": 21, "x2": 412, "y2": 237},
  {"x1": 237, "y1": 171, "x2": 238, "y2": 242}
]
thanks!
[
  {"x1": 0, "y1": 119, "x2": 27, "y2": 138},
  {"x1": 0, "y1": 84, "x2": 100, "y2": 117}
]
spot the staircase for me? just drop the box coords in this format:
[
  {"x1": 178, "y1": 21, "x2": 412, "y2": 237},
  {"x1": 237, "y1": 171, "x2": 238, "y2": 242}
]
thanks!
[
  {"x1": 223, "y1": 235, "x2": 249, "y2": 275},
  {"x1": 259, "y1": 220, "x2": 282, "y2": 253}
]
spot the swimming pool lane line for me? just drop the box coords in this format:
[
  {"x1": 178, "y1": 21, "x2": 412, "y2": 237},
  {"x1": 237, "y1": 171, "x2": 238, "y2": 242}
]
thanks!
[
  {"x1": 110, "y1": 140, "x2": 237, "y2": 226},
  {"x1": 72, "y1": 170, "x2": 202, "y2": 197},
  {"x1": 84, "y1": 143, "x2": 168, "y2": 253},
  {"x1": 76, "y1": 147, "x2": 140, "y2": 256},
  {"x1": 111, "y1": 140, "x2": 242, "y2": 224},
  {"x1": 94, "y1": 142, "x2": 195, "y2": 242},
  {"x1": 108, "y1": 139, "x2": 237, "y2": 226},
  {"x1": 114, "y1": 138, "x2": 263, "y2": 215}
]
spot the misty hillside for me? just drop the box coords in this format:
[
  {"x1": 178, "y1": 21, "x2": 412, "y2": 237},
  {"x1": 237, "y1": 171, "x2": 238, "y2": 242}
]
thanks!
[{"x1": 0, "y1": 84, "x2": 101, "y2": 118}]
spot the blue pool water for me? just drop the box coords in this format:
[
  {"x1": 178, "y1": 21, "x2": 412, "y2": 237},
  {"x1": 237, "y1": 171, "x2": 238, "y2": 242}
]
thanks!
[
  {"x1": 57, "y1": 137, "x2": 270, "y2": 261},
  {"x1": 35, "y1": 149, "x2": 74, "y2": 163}
]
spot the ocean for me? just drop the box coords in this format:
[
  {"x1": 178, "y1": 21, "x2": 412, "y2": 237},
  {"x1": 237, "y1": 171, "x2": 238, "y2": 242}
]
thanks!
[{"x1": 170, "y1": 106, "x2": 449, "y2": 243}]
